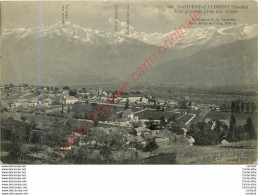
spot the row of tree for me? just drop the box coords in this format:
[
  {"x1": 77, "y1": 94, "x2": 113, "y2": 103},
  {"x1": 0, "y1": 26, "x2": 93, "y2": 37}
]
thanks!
[
  {"x1": 221, "y1": 100, "x2": 256, "y2": 113},
  {"x1": 187, "y1": 115, "x2": 256, "y2": 146}
]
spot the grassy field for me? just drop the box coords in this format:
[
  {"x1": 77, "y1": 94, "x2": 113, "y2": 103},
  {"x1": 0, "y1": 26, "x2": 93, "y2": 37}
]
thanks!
[
  {"x1": 152, "y1": 140, "x2": 257, "y2": 164},
  {"x1": 176, "y1": 114, "x2": 194, "y2": 123},
  {"x1": 134, "y1": 110, "x2": 180, "y2": 120}
]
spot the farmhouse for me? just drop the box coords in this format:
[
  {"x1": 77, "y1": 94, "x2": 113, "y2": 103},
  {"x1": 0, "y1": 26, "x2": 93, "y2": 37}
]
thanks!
[
  {"x1": 135, "y1": 127, "x2": 151, "y2": 136},
  {"x1": 136, "y1": 135, "x2": 147, "y2": 147},
  {"x1": 151, "y1": 129, "x2": 175, "y2": 146},
  {"x1": 65, "y1": 96, "x2": 78, "y2": 104},
  {"x1": 141, "y1": 97, "x2": 148, "y2": 104},
  {"x1": 155, "y1": 137, "x2": 169, "y2": 145},
  {"x1": 41, "y1": 98, "x2": 53, "y2": 106},
  {"x1": 157, "y1": 98, "x2": 166, "y2": 106},
  {"x1": 128, "y1": 94, "x2": 142, "y2": 103},
  {"x1": 181, "y1": 128, "x2": 188, "y2": 136}
]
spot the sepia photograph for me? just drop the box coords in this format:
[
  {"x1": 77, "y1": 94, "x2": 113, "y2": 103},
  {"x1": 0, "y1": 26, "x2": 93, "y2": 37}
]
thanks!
[{"x1": 0, "y1": 1, "x2": 257, "y2": 164}]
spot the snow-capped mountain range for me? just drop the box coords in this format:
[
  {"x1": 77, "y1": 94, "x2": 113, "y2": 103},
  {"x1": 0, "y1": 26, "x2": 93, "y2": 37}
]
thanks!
[
  {"x1": 1, "y1": 21, "x2": 258, "y2": 86},
  {"x1": 3, "y1": 21, "x2": 258, "y2": 48}
]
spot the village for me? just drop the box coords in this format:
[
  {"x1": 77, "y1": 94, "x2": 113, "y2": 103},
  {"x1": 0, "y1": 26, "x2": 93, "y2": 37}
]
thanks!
[{"x1": 1, "y1": 83, "x2": 257, "y2": 164}]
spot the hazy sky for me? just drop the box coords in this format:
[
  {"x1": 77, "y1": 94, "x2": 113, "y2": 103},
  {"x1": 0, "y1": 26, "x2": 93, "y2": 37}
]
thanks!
[{"x1": 2, "y1": 1, "x2": 257, "y2": 33}]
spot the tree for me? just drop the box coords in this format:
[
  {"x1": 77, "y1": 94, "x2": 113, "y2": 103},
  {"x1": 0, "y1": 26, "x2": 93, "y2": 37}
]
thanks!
[
  {"x1": 51, "y1": 100, "x2": 61, "y2": 105},
  {"x1": 69, "y1": 90, "x2": 77, "y2": 97},
  {"x1": 99, "y1": 145, "x2": 112, "y2": 163},
  {"x1": 244, "y1": 117, "x2": 256, "y2": 139},
  {"x1": 179, "y1": 100, "x2": 188, "y2": 108},
  {"x1": 187, "y1": 122, "x2": 220, "y2": 146},
  {"x1": 251, "y1": 103, "x2": 256, "y2": 113},
  {"x1": 236, "y1": 125, "x2": 249, "y2": 141},
  {"x1": 213, "y1": 120, "x2": 222, "y2": 141},
  {"x1": 231, "y1": 101, "x2": 236, "y2": 112},
  {"x1": 236, "y1": 100, "x2": 240, "y2": 112},
  {"x1": 108, "y1": 128, "x2": 127, "y2": 150},
  {"x1": 241, "y1": 100, "x2": 245, "y2": 112},
  {"x1": 142, "y1": 139, "x2": 158, "y2": 152},
  {"x1": 124, "y1": 98, "x2": 129, "y2": 110},
  {"x1": 160, "y1": 116, "x2": 166, "y2": 128},
  {"x1": 92, "y1": 129, "x2": 107, "y2": 148},
  {"x1": 146, "y1": 117, "x2": 156, "y2": 130},
  {"x1": 94, "y1": 120, "x2": 99, "y2": 127},
  {"x1": 170, "y1": 123, "x2": 184, "y2": 135},
  {"x1": 132, "y1": 121, "x2": 141, "y2": 128},
  {"x1": 8, "y1": 143, "x2": 23, "y2": 161},
  {"x1": 61, "y1": 101, "x2": 64, "y2": 117},
  {"x1": 228, "y1": 114, "x2": 237, "y2": 142},
  {"x1": 20, "y1": 115, "x2": 27, "y2": 121},
  {"x1": 168, "y1": 115, "x2": 176, "y2": 122}
]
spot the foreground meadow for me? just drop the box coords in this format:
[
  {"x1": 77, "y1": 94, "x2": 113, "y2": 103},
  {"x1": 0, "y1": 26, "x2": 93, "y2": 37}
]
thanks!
[{"x1": 152, "y1": 140, "x2": 257, "y2": 164}]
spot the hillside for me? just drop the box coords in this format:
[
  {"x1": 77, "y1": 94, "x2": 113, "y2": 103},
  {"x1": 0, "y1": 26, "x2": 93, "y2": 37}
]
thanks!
[{"x1": 142, "y1": 37, "x2": 257, "y2": 88}]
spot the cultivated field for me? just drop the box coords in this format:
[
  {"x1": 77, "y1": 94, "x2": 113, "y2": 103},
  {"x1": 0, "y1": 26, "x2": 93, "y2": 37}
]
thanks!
[{"x1": 134, "y1": 110, "x2": 180, "y2": 120}]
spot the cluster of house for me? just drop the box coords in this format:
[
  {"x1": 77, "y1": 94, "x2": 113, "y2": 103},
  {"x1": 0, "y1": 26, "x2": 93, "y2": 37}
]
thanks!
[
  {"x1": 64, "y1": 123, "x2": 195, "y2": 154},
  {"x1": 133, "y1": 126, "x2": 171, "y2": 147},
  {"x1": 1, "y1": 84, "x2": 62, "y2": 111},
  {"x1": 1, "y1": 84, "x2": 181, "y2": 111}
]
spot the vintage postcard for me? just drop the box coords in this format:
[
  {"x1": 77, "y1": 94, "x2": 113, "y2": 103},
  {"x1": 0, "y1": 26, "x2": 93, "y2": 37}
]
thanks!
[{"x1": 0, "y1": 1, "x2": 257, "y2": 164}]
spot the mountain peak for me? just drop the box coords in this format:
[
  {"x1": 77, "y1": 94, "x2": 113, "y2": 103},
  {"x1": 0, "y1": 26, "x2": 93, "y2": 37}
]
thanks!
[
  {"x1": 2, "y1": 22, "x2": 257, "y2": 50},
  {"x1": 64, "y1": 21, "x2": 72, "y2": 26}
]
